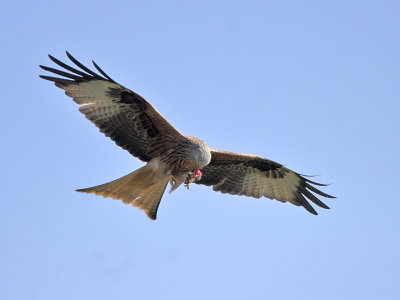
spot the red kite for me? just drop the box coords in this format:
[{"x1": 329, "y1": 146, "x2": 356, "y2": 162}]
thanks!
[{"x1": 40, "y1": 52, "x2": 334, "y2": 220}]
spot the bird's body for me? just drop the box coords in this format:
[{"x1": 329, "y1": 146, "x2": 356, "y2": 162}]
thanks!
[{"x1": 40, "y1": 52, "x2": 334, "y2": 220}]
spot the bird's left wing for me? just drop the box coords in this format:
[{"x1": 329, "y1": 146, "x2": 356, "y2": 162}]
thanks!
[
  {"x1": 39, "y1": 52, "x2": 184, "y2": 162},
  {"x1": 196, "y1": 150, "x2": 335, "y2": 215}
]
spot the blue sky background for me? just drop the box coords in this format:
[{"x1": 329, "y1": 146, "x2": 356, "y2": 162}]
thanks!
[{"x1": 1, "y1": 1, "x2": 399, "y2": 299}]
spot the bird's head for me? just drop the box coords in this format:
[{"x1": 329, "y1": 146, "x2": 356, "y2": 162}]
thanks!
[
  {"x1": 188, "y1": 137, "x2": 211, "y2": 168},
  {"x1": 183, "y1": 137, "x2": 211, "y2": 189}
]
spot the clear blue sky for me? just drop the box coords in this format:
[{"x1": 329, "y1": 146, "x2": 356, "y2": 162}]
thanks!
[{"x1": 1, "y1": 1, "x2": 399, "y2": 299}]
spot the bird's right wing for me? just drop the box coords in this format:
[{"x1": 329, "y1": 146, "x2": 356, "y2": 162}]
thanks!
[
  {"x1": 196, "y1": 150, "x2": 335, "y2": 215},
  {"x1": 40, "y1": 52, "x2": 184, "y2": 162}
]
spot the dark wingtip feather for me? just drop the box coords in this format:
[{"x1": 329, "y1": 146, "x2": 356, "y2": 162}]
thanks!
[
  {"x1": 293, "y1": 192, "x2": 318, "y2": 215},
  {"x1": 303, "y1": 189, "x2": 331, "y2": 209},
  {"x1": 40, "y1": 51, "x2": 113, "y2": 84},
  {"x1": 299, "y1": 174, "x2": 330, "y2": 186},
  {"x1": 48, "y1": 54, "x2": 59, "y2": 63},
  {"x1": 305, "y1": 178, "x2": 329, "y2": 186},
  {"x1": 65, "y1": 51, "x2": 101, "y2": 78},
  {"x1": 39, "y1": 65, "x2": 80, "y2": 80},
  {"x1": 39, "y1": 75, "x2": 72, "y2": 85},
  {"x1": 92, "y1": 60, "x2": 115, "y2": 82},
  {"x1": 306, "y1": 183, "x2": 336, "y2": 199},
  {"x1": 48, "y1": 53, "x2": 90, "y2": 78},
  {"x1": 293, "y1": 174, "x2": 335, "y2": 213},
  {"x1": 39, "y1": 74, "x2": 53, "y2": 81},
  {"x1": 65, "y1": 50, "x2": 73, "y2": 59},
  {"x1": 302, "y1": 201, "x2": 318, "y2": 215},
  {"x1": 306, "y1": 208, "x2": 318, "y2": 215}
]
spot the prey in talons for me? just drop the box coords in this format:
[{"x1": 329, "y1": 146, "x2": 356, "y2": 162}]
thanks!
[{"x1": 184, "y1": 169, "x2": 202, "y2": 189}]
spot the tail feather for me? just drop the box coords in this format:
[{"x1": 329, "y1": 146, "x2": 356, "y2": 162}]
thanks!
[
  {"x1": 134, "y1": 180, "x2": 169, "y2": 220},
  {"x1": 77, "y1": 164, "x2": 169, "y2": 220}
]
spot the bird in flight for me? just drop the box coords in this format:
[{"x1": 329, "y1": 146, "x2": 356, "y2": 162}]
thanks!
[{"x1": 40, "y1": 52, "x2": 334, "y2": 220}]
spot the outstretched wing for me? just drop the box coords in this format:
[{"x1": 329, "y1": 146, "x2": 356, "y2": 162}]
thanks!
[
  {"x1": 196, "y1": 150, "x2": 335, "y2": 215},
  {"x1": 40, "y1": 52, "x2": 184, "y2": 162}
]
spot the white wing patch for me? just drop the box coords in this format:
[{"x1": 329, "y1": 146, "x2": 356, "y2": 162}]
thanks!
[
  {"x1": 63, "y1": 80, "x2": 123, "y2": 104},
  {"x1": 59, "y1": 80, "x2": 132, "y2": 121},
  {"x1": 242, "y1": 169, "x2": 301, "y2": 204}
]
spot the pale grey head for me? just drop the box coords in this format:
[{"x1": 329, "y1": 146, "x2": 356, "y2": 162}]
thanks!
[{"x1": 188, "y1": 137, "x2": 211, "y2": 168}]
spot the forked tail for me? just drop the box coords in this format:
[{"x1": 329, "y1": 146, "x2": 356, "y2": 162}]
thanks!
[{"x1": 77, "y1": 164, "x2": 169, "y2": 220}]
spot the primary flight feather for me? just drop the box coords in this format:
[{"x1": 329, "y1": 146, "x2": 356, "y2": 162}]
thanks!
[{"x1": 40, "y1": 52, "x2": 334, "y2": 220}]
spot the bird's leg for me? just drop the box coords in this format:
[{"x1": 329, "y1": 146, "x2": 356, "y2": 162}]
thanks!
[
  {"x1": 184, "y1": 168, "x2": 202, "y2": 189},
  {"x1": 184, "y1": 173, "x2": 192, "y2": 189}
]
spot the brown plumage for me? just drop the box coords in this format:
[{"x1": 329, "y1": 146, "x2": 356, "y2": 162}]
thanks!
[{"x1": 40, "y1": 52, "x2": 335, "y2": 220}]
